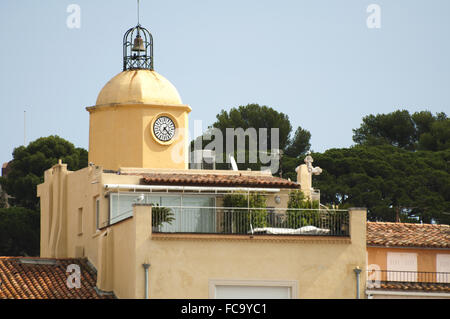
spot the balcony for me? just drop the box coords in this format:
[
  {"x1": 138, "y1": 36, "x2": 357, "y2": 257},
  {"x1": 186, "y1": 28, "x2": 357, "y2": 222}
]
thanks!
[
  {"x1": 367, "y1": 270, "x2": 450, "y2": 286},
  {"x1": 151, "y1": 206, "x2": 350, "y2": 237}
]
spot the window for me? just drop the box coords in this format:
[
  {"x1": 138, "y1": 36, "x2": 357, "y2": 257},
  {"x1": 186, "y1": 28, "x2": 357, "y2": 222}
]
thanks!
[
  {"x1": 109, "y1": 193, "x2": 216, "y2": 232},
  {"x1": 167, "y1": 195, "x2": 215, "y2": 233},
  {"x1": 94, "y1": 197, "x2": 100, "y2": 231},
  {"x1": 436, "y1": 254, "x2": 450, "y2": 283},
  {"x1": 109, "y1": 193, "x2": 137, "y2": 224},
  {"x1": 387, "y1": 252, "x2": 417, "y2": 282},
  {"x1": 209, "y1": 280, "x2": 297, "y2": 299},
  {"x1": 77, "y1": 207, "x2": 83, "y2": 235}
]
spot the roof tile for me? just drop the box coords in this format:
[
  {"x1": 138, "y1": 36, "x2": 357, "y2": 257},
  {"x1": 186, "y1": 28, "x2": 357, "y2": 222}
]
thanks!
[
  {"x1": 0, "y1": 257, "x2": 114, "y2": 299},
  {"x1": 139, "y1": 172, "x2": 299, "y2": 189},
  {"x1": 370, "y1": 281, "x2": 450, "y2": 293},
  {"x1": 367, "y1": 222, "x2": 450, "y2": 248}
]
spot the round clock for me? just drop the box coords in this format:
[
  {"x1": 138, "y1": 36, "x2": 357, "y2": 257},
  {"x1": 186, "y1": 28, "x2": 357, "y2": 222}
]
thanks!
[{"x1": 153, "y1": 116, "x2": 176, "y2": 142}]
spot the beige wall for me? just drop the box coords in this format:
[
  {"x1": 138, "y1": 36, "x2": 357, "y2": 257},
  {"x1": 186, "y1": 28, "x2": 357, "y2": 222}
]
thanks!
[
  {"x1": 38, "y1": 163, "x2": 106, "y2": 266},
  {"x1": 87, "y1": 103, "x2": 190, "y2": 171},
  {"x1": 38, "y1": 165, "x2": 367, "y2": 299},
  {"x1": 104, "y1": 206, "x2": 367, "y2": 299}
]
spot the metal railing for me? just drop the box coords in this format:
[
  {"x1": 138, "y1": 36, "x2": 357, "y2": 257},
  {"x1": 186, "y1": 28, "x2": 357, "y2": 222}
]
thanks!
[
  {"x1": 367, "y1": 270, "x2": 450, "y2": 284},
  {"x1": 151, "y1": 206, "x2": 350, "y2": 237}
]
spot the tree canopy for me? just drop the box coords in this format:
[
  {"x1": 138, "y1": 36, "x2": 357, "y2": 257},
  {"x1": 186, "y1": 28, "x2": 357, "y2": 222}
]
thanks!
[
  {"x1": 212, "y1": 104, "x2": 294, "y2": 151},
  {"x1": 352, "y1": 110, "x2": 449, "y2": 151},
  {"x1": 0, "y1": 207, "x2": 40, "y2": 256},
  {"x1": 192, "y1": 103, "x2": 311, "y2": 172},
  {"x1": 192, "y1": 106, "x2": 449, "y2": 224},
  {"x1": 295, "y1": 145, "x2": 450, "y2": 224},
  {"x1": 0, "y1": 135, "x2": 88, "y2": 210}
]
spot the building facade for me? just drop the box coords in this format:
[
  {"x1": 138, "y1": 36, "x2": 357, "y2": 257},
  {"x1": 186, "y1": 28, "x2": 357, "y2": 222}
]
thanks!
[
  {"x1": 366, "y1": 222, "x2": 450, "y2": 299},
  {"x1": 34, "y1": 21, "x2": 368, "y2": 299}
]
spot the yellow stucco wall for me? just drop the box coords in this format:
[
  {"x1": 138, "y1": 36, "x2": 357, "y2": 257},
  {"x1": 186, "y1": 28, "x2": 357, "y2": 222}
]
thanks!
[
  {"x1": 87, "y1": 103, "x2": 190, "y2": 171},
  {"x1": 37, "y1": 163, "x2": 106, "y2": 265},
  {"x1": 114, "y1": 206, "x2": 367, "y2": 299},
  {"x1": 38, "y1": 165, "x2": 367, "y2": 299}
]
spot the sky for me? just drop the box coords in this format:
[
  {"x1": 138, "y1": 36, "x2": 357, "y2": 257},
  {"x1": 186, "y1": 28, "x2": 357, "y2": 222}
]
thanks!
[{"x1": 0, "y1": 0, "x2": 449, "y2": 166}]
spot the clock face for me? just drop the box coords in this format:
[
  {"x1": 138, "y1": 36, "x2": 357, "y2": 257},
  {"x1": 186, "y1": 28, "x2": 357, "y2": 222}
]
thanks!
[{"x1": 153, "y1": 116, "x2": 176, "y2": 142}]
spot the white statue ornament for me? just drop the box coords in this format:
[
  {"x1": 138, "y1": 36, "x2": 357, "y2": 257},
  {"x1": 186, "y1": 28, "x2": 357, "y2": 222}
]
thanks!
[
  {"x1": 295, "y1": 152, "x2": 322, "y2": 198},
  {"x1": 304, "y1": 152, "x2": 322, "y2": 175}
]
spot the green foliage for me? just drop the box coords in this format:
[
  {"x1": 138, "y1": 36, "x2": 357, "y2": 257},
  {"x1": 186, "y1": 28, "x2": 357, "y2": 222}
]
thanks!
[
  {"x1": 353, "y1": 110, "x2": 416, "y2": 149},
  {"x1": 213, "y1": 104, "x2": 293, "y2": 151},
  {"x1": 0, "y1": 135, "x2": 88, "y2": 210},
  {"x1": 279, "y1": 155, "x2": 301, "y2": 181},
  {"x1": 312, "y1": 145, "x2": 450, "y2": 224},
  {"x1": 353, "y1": 110, "x2": 449, "y2": 151},
  {"x1": 0, "y1": 188, "x2": 7, "y2": 209},
  {"x1": 151, "y1": 204, "x2": 175, "y2": 229},
  {"x1": 286, "y1": 190, "x2": 319, "y2": 228},
  {"x1": 287, "y1": 190, "x2": 306, "y2": 208},
  {"x1": 191, "y1": 104, "x2": 311, "y2": 172},
  {"x1": 0, "y1": 207, "x2": 40, "y2": 256},
  {"x1": 417, "y1": 117, "x2": 450, "y2": 151},
  {"x1": 284, "y1": 127, "x2": 312, "y2": 158},
  {"x1": 223, "y1": 192, "x2": 267, "y2": 233}
]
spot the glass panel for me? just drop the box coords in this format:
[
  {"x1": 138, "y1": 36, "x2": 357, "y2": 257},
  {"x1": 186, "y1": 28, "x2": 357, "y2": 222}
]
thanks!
[
  {"x1": 145, "y1": 195, "x2": 161, "y2": 206},
  {"x1": 110, "y1": 193, "x2": 142, "y2": 224},
  {"x1": 159, "y1": 196, "x2": 181, "y2": 232},
  {"x1": 181, "y1": 196, "x2": 215, "y2": 233},
  {"x1": 108, "y1": 193, "x2": 216, "y2": 233}
]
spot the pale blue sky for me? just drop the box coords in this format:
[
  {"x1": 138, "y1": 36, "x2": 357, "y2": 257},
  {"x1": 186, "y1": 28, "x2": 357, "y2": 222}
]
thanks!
[{"x1": 1, "y1": 0, "x2": 449, "y2": 166}]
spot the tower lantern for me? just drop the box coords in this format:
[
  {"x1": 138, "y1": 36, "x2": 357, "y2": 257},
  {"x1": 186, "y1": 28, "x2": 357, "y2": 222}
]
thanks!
[{"x1": 123, "y1": 25, "x2": 154, "y2": 71}]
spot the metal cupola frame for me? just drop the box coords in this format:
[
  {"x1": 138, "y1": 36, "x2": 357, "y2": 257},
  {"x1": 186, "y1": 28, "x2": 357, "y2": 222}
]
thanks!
[{"x1": 123, "y1": 24, "x2": 154, "y2": 71}]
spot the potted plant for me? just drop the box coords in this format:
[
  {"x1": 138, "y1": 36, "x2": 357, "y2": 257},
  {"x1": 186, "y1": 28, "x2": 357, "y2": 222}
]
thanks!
[{"x1": 151, "y1": 204, "x2": 175, "y2": 232}]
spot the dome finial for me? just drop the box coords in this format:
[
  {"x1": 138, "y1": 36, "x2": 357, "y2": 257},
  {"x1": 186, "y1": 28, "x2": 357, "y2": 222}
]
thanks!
[
  {"x1": 137, "y1": 0, "x2": 140, "y2": 26},
  {"x1": 123, "y1": 1, "x2": 154, "y2": 71}
]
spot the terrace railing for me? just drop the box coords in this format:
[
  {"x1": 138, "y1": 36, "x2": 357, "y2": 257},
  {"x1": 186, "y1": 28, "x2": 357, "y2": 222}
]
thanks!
[
  {"x1": 151, "y1": 206, "x2": 350, "y2": 237},
  {"x1": 367, "y1": 270, "x2": 450, "y2": 284}
]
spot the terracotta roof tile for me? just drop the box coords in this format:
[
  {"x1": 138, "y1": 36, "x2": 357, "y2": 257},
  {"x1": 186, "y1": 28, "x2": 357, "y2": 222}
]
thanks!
[
  {"x1": 0, "y1": 257, "x2": 114, "y2": 299},
  {"x1": 139, "y1": 172, "x2": 299, "y2": 189},
  {"x1": 367, "y1": 222, "x2": 450, "y2": 248}
]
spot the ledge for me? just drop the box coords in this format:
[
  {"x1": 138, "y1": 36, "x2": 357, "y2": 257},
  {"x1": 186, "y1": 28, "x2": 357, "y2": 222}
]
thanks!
[
  {"x1": 151, "y1": 233, "x2": 351, "y2": 244},
  {"x1": 86, "y1": 103, "x2": 192, "y2": 113}
]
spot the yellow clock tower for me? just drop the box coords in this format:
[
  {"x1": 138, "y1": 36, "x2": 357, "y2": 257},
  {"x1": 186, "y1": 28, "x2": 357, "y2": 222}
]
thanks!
[{"x1": 86, "y1": 24, "x2": 191, "y2": 171}]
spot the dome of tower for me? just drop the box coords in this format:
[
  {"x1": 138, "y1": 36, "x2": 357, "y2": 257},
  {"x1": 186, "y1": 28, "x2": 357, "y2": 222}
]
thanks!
[{"x1": 95, "y1": 69, "x2": 182, "y2": 106}]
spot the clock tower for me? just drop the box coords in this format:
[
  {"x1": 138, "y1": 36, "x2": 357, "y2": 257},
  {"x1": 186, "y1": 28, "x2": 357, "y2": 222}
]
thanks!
[{"x1": 86, "y1": 24, "x2": 191, "y2": 171}]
